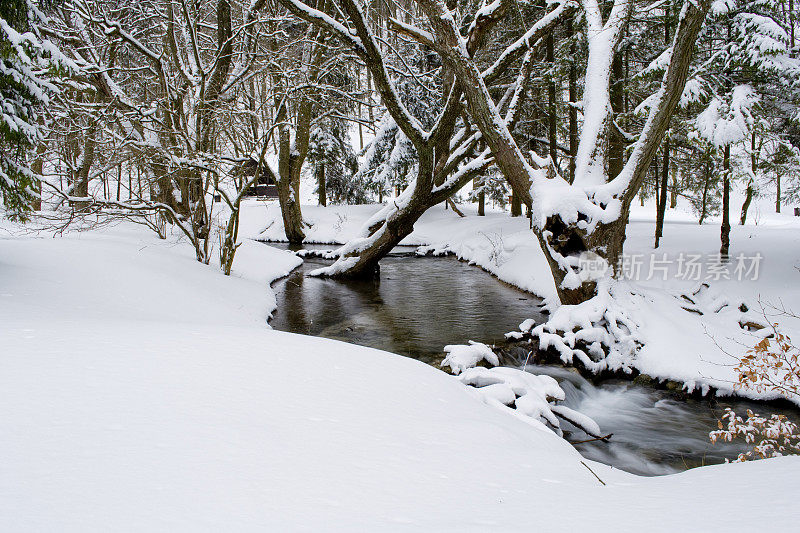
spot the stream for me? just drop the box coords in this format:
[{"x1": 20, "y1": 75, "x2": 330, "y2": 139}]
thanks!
[{"x1": 267, "y1": 243, "x2": 800, "y2": 476}]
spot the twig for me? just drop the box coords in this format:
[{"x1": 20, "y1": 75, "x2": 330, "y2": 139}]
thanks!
[{"x1": 580, "y1": 461, "x2": 606, "y2": 486}]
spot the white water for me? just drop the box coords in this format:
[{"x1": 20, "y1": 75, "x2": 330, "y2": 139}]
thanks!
[{"x1": 525, "y1": 364, "x2": 800, "y2": 476}]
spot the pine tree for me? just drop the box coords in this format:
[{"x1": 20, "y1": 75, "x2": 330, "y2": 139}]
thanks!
[
  {"x1": 673, "y1": 0, "x2": 799, "y2": 244},
  {"x1": 0, "y1": 0, "x2": 59, "y2": 220},
  {"x1": 307, "y1": 119, "x2": 361, "y2": 205}
]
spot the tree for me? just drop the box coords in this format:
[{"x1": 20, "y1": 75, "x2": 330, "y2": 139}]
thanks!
[
  {"x1": 307, "y1": 119, "x2": 361, "y2": 205},
  {"x1": 257, "y1": 7, "x2": 362, "y2": 242},
  {"x1": 278, "y1": 0, "x2": 576, "y2": 278},
  {"x1": 409, "y1": 0, "x2": 710, "y2": 304},
  {"x1": 42, "y1": 0, "x2": 270, "y2": 270},
  {"x1": 761, "y1": 141, "x2": 800, "y2": 213},
  {"x1": 686, "y1": 0, "x2": 799, "y2": 250},
  {"x1": 0, "y1": 0, "x2": 63, "y2": 220}
]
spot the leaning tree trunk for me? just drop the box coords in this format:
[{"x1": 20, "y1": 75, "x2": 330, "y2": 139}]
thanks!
[
  {"x1": 322, "y1": 151, "x2": 437, "y2": 277},
  {"x1": 319, "y1": 129, "x2": 490, "y2": 278},
  {"x1": 330, "y1": 202, "x2": 428, "y2": 278}
]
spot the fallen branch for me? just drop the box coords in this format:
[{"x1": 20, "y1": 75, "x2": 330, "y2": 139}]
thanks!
[{"x1": 569, "y1": 433, "x2": 614, "y2": 445}]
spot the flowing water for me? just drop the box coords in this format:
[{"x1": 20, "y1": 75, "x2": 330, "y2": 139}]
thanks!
[{"x1": 267, "y1": 243, "x2": 800, "y2": 476}]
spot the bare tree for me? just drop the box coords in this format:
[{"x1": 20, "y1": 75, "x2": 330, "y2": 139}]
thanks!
[
  {"x1": 275, "y1": 0, "x2": 710, "y2": 306},
  {"x1": 41, "y1": 0, "x2": 271, "y2": 269},
  {"x1": 279, "y1": 0, "x2": 576, "y2": 277}
]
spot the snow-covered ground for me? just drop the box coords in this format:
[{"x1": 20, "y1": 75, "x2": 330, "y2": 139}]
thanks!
[
  {"x1": 2, "y1": 209, "x2": 799, "y2": 530},
  {"x1": 251, "y1": 196, "x2": 800, "y2": 402}
]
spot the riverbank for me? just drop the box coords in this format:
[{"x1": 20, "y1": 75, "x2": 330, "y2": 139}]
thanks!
[
  {"x1": 2, "y1": 218, "x2": 800, "y2": 530},
  {"x1": 248, "y1": 200, "x2": 800, "y2": 405}
]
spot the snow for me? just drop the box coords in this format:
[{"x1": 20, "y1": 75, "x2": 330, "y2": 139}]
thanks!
[
  {"x1": 457, "y1": 366, "x2": 569, "y2": 433},
  {"x1": 441, "y1": 340, "x2": 499, "y2": 374},
  {"x1": 695, "y1": 85, "x2": 758, "y2": 148},
  {"x1": 0, "y1": 223, "x2": 300, "y2": 326},
  {"x1": 2, "y1": 207, "x2": 800, "y2": 530},
  {"x1": 572, "y1": 0, "x2": 630, "y2": 189}
]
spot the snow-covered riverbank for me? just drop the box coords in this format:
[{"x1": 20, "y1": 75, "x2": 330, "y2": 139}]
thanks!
[
  {"x1": 251, "y1": 200, "x2": 800, "y2": 403},
  {"x1": 2, "y1": 218, "x2": 799, "y2": 531}
]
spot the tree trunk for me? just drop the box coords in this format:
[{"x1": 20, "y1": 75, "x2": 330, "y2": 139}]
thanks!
[
  {"x1": 655, "y1": 139, "x2": 669, "y2": 247},
  {"x1": 790, "y1": 0, "x2": 796, "y2": 54},
  {"x1": 547, "y1": 33, "x2": 557, "y2": 166},
  {"x1": 567, "y1": 17, "x2": 578, "y2": 184},
  {"x1": 669, "y1": 170, "x2": 678, "y2": 208},
  {"x1": 608, "y1": 52, "x2": 625, "y2": 180},
  {"x1": 277, "y1": 157, "x2": 306, "y2": 243},
  {"x1": 70, "y1": 120, "x2": 97, "y2": 211},
  {"x1": 334, "y1": 204, "x2": 425, "y2": 278},
  {"x1": 700, "y1": 159, "x2": 711, "y2": 225},
  {"x1": 653, "y1": 161, "x2": 660, "y2": 211},
  {"x1": 31, "y1": 147, "x2": 44, "y2": 211},
  {"x1": 274, "y1": 92, "x2": 310, "y2": 243},
  {"x1": 317, "y1": 162, "x2": 326, "y2": 206},
  {"x1": 475, "y1": 177, "x2": 485, "y2": 216},
  {"x1": 740, "y1": 130, "x2": 757, "y2": 224},
  {"x1": 511, "y1": 194, "x2": 522, "y2": 217},
  {"x1": 776, "y1": 174, "x2": 782, "y2": 213},
  {"x1": 740, "y1": 185, "x2": 754, "y2": 225},
  {"x1": 720, "y1": 144, "x2": 731, "y2": 257}
]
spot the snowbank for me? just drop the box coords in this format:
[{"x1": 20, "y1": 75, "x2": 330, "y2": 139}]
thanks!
[{"x1": 0, "y1": 222, "x2": 301, "y2": 326}]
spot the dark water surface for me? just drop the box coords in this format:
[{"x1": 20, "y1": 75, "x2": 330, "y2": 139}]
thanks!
[
  {"x1": 266, "y1": 242, "x2": 800, "y2": 476},
  {"x1": 268, "y1": 243, "x2": 544, "y2": 365}
]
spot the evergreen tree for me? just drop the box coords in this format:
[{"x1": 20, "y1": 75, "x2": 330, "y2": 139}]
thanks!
[
  {"x1": 307, "y1": 119, "x2": 362, "y2": 205},
  {"x1": 0, "y1": 0, "x2": 58, "y2": 219},
  {"x1": 681, "y1": 0, "x2": 800, "y2": 223}
]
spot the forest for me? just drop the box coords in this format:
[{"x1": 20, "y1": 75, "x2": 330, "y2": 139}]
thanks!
[{"x1": 1, "y1": 0, "x2": 800, "y2": 530}]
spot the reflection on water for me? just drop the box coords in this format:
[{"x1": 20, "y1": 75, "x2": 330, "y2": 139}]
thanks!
[
  {"x1": 265, "y1": 242, "x2": 800, "y2": 476},
  {"x1": 268, "y1": 244, "x2": 544, "y2": 365}
]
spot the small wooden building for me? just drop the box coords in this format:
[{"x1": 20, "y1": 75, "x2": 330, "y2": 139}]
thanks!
[{"x1": 236, "y1": 158, "x2": 279, "y2": 199}]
